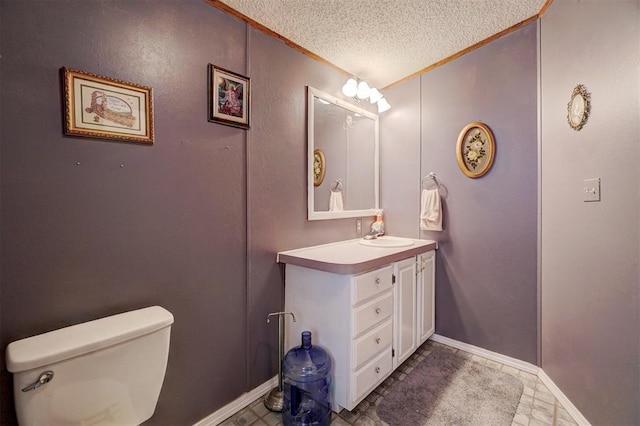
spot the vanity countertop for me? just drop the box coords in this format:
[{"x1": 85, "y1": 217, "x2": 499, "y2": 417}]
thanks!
[{"x1": 277, "y1": 237, "x2": 437, "y2": 275}]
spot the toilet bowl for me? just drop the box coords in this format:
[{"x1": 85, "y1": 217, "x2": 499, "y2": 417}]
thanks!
[{"x1": 5, "y1": 306, "x2": 174, "y2": 425}]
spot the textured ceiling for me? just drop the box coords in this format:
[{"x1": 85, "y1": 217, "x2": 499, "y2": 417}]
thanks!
[{"x1": 216, "y1": 0, "x2": 547, "y2": 88}]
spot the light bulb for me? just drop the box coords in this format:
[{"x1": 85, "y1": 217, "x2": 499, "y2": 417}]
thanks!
[
  {"x1": 356, "y1": 81, "x2": 371, "y2": 100},
  {"x1": 342, "y1": 78, "x2": 358, "y2": 98},
  {"x1": 377, "y1": 97, "x2": 391, "y2": 113},
  {"x1": 369, "y1": 88, "x2": 383, "y2": 104}
]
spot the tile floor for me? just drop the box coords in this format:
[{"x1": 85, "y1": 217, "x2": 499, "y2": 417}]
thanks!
[{"x1": 219, "y1": 340, "x2": 578, "y2": 426}]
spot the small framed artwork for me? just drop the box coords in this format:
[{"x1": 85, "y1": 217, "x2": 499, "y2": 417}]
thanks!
[
  {"x1": 456, "y1": 122, "x2": 495, "y2": 178},
  {"x1": 567, "y1": 84, "x2": 591, "y2": 131},
  {"x1": 62, "y1": 67, "x2": 154, "y2": 144},
  {"x1": 208, "y1": 64, "x2": 250, "y2": 129},
  {"x1": 313, "y1": 148, "x2": 326, "y2": 186}
]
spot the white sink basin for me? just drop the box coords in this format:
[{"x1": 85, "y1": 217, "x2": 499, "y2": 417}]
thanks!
[{"x1": 358, "y1": 236, "x2": 415, "y2": 248}]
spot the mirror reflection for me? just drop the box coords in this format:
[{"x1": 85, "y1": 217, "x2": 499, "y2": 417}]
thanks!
[{"x1": 307, "y1": 87, "x2": 379, "y2": 220}]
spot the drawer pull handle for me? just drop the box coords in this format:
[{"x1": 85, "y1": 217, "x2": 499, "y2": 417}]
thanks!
[
  {"x1": 375, "y1": 367, "x2": 381, "y2": 374},
  {"x1": 375, "y1": 308, "x2": 381, "y2": 314},
  {"x1": 375, "y1": 278, "x2": 381, "y2": 285},
  {"x1": 375, "y1": 337, "x2": 381, "y2": 344}
]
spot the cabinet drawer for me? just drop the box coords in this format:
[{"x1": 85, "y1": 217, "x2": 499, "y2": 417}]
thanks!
[
  {"x1": 352, "y1": 349, "x2": 393, "y2": 405},
  {"x1": 353, "y1": 320, "x2": 392, "y2": 370},
  {"x1": 353, "y1": 292, "x2": 393, "y2": 337},
  {"x1": 353, "y1": 266, "x2": 393, "y2": 305}
]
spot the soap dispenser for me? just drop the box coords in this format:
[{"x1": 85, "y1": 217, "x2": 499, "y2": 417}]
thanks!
[{"x1": 363, "y1": 210, "x2": 385, "y2": 239}]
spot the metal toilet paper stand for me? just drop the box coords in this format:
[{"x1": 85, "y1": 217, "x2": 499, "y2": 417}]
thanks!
[{"x1": 264, "y1": 311, "x2": 296, "y2": 412}]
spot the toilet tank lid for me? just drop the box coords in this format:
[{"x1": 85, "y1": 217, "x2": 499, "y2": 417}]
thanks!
[{"x1": 6, "y1": 306, "x2": 174, "y2": 373}]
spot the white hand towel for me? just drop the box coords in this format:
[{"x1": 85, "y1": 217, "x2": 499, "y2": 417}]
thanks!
[
  {"x1": 329, "y1": 191, "x2": 344, "y2": 212},
  {"x1": 420, "y1": 189, "x2": 443, "y2": 231}
]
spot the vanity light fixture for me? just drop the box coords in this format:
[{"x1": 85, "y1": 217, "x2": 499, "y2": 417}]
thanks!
[
  {"x1": 341, "y1": 77, "x2": 391, "y2": 112},
  {"x1": 355, "y1": 81, "x2": 371, "y2": 100},
  {"x1": 369, "y1": 88, "x2": 383, "y2": 104},
  {"x1": 342, "y1": 78, "x2": 358, "y2": 98},
  {"x1": 377, "y1": 97, "x2": 391, "y2": 113}
]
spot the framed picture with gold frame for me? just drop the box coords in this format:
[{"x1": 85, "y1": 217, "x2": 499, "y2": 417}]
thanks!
[
  {"x1": 567, "y1": 84, "x2": 590, "y2": 131},
  {"x1": 456, "y1": 122, "x2": 495, "y2": 178},
  {"x1": 313, "y1": 148, "x2": 326, "y2": 186},
  {"x1": 62, "y1": 67, "x2": 154, "y2": 144}
]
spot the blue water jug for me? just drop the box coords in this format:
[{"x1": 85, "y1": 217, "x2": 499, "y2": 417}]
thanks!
[{"x1": 282, "y1": 331, "x2": 332, "y2": 426}]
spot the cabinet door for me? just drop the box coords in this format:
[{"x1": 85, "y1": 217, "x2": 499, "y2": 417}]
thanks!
[
  {"x1": 417, "y1": 251, "x2": 436, "y2": 345},
  {"x1": 393, "y1": 257, "x2": 417, "y2": 368}
]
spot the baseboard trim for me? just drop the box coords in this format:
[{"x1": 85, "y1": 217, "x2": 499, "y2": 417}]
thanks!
[
  {"x1": 193, "y1": 376, "x2": 278, "y2": 426},
  {"x1": 538, "y1": 369, "x2": 591, "y2": 426},
  {"x1": 429, "y1": 333, "x2": 539, "y2": 374}
]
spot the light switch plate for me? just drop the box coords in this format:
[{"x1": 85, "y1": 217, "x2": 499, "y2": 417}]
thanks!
[{"x1": 583, "y1": 178, "x2": 601, "y2": 202}]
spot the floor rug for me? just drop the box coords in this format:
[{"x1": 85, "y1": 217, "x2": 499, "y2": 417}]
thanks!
[{"x1": 377, "y1": 348, "x2": 524, "y2": 426}]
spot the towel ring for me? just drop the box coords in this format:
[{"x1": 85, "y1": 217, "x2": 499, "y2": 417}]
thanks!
[
  {"x1": 332, "y1": 179, "x2": 343, "y2": 192},
  {"x1": 421, "y1": 172, "x2": 440, "y2": 190}
]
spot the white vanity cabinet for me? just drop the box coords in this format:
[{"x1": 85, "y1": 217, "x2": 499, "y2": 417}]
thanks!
[
  {"x1": 417, "y1": 250, "x2": 436, "y2": 345},
  {"x1": 279, "y1": 238, "x2": 437, "y2": 413},
  {"x1": 393, "y1": 257, "x2": 418, "y2": 367},
  {"x1": 390, "y1": 250, "x2": 436, "y2": 368},
  {"x1": 284, "y1": 264, "x2": 395, "y2": 412}
]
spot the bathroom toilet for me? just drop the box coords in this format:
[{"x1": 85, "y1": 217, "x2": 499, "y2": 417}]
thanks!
[{"x1": 5, "y1": 306, "x2": 174, "y2": 425}]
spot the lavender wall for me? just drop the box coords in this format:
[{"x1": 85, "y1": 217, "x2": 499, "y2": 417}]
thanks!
[
  {"x1": 0, "y1": 1, "x2": 362, "y2": 424},
  {"x1": 379, "y1": 77, "x2": 423, "y2": 238},
  {"x1": 246, "y1": 27, "x2": 369, "y2": 389},
  {"x1": 422, "y1": 23, "x2": 539, "y2": 364},
  {"x1": 540, "y1": 1, "x2": 640, "y2": 424},
  {"x1": 0, "y1": 2, "x2": 248, "y2": 423},
  {"x1": 383, "y1": 24, "x2": 539, "y2": 364}
]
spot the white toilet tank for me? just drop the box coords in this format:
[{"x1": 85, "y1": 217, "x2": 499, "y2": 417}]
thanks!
[{"x1": 6, "y1": 306, "x2": 174, "y2": 426}]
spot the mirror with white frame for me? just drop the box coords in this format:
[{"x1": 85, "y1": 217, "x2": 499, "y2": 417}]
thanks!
[{"x1": 307, "y1": 86, "x2": 380, "y2": 220}]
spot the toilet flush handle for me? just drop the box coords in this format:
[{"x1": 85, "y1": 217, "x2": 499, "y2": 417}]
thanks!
[{"x1": 21, "y1": 370, "x2": 54, "y2": 392}]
